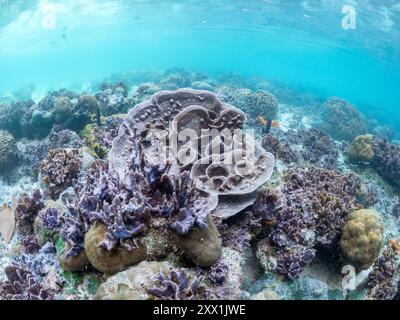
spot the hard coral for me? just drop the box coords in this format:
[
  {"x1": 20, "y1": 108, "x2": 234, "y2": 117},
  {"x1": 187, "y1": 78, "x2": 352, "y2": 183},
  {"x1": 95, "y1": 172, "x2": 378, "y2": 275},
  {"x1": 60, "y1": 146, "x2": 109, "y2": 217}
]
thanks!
[
  {"x1": 340, "y1": 209, "x2": 384, "y2": 270},
  {"x1": 370, "y1": 137, "x2": 400, "y2": 188},
  {"x1": 347, "y1": 134, "x2": 375, "y2": 163},
  {"x1": 254, "y1": 166, "x2": 363, "y2": 279},
  {"x1": 0, "y1": 244, "x2": 60, "y2": 300},
  {"x1": 148, "y1": 268, "x2": 206, "y2": 300},
  {"x1": 320, "y1": 97, "x2": 367, "y2": 141},
  {"x1": 0, "y1": 262, "x2": 54, "y2": 300},
  {"x1": 0, "y1": 130, "x2": 18, "y2": 173},
  {"x1": 348, "y1": 135, "x2": 400, "y2": 188},
  {"x1": 367, "y1": 246, "x2": 399, "y2": 300},
  {"x1": 15, "y1": 190, "x2": 44, "y2": 236},
  {"x1": 39, "y1": 148, "x2": 82, "y2": 200},
  {"x1": 217, "y1": 87, "x2": 279, "y2": 129}
]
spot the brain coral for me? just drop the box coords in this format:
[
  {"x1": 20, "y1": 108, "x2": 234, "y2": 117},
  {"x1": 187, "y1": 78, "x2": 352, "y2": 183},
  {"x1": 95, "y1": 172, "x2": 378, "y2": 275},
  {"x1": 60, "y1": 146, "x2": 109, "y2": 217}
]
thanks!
[
  {"x1": 320, "y1": 97, "x2": 367, "y2": 141},
  {"x1": 0, "y1": 130, "x2": 18, "y2": 173},
  {"x1": 340, "y1": 209, "x2": 384, "y2": 270},
  {"x1": 347, "y1": 134, "x2": 375, "y2": 163}
]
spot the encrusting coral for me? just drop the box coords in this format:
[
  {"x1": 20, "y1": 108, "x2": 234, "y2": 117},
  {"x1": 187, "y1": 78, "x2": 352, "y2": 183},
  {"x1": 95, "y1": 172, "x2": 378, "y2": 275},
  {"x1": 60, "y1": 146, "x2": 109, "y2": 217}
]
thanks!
[{"x1": 340, "y1": 209, "x2": 384, "y2": 270}]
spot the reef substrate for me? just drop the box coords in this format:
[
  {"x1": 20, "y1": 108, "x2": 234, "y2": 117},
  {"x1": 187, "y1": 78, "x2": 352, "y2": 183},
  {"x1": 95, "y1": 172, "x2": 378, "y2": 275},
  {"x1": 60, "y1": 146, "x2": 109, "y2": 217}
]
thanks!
[{"x1": 0, "y1": 69, "x2": 399, "y2": 301}]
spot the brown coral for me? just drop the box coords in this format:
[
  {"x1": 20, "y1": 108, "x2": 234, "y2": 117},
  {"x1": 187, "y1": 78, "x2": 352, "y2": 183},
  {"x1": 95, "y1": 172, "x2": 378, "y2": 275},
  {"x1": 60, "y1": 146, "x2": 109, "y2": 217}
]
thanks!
[
  {"x1": 340, "y1": 209, "x2": 384, "y2": 270},
  {"x1": 347, "y1": 134, "x2": 375, "y2": 163}
]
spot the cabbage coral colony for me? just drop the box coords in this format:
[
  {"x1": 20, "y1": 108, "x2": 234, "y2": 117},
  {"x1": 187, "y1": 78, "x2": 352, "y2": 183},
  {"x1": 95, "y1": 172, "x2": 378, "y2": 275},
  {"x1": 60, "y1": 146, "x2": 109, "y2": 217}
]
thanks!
[{"x1": 0, "y1": 71, "x2": 399, "y2": 300}]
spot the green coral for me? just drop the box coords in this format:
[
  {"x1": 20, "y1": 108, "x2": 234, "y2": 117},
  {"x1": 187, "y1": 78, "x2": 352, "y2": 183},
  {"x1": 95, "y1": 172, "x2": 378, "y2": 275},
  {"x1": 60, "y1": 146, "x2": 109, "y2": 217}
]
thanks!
[
  {"x1": 81, "y1": 124, "x2": 109, "y2": 159},
  {"x1": 340, "y1": 209, "x2": 384, "y2": 270},
  {"x1": 347, "y1": 134, "x2": 375, "y2": 163}
]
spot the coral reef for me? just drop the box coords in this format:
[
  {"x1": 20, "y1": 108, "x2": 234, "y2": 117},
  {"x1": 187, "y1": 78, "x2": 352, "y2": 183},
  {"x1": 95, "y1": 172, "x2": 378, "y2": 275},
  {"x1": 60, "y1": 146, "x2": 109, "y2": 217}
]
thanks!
[
  {"x1": 1, "y1": 70, "x2": 400, "y2": 301},
  {"x1": 320, "y1": 97, "x2": 367, "y2": 141},
  {"x1": 0, "y1": 262, "x2": 54, "y2": 300},
  {"x1": 217, "y1": 87, "x2": 279, "y2": 129},
  {"x1": 84, "y1": 222, "x2": 147, "y2": 274},
  {"x1": 174, "y1": 216, "x2": 222, "y2": 267},
  {"x1": 0, "y1": 130, "x2": 18, "y2": 173},
  {"x1": 263, "y1": 128, "x2": 340, "y2": 169},
  {"x1": 0, "y1": 243, "x2": 60, "y2": 300},
  {"x1": 14, "y1": 190, "x2": 44, "y2": 236},
  {"x1": 148, "y1": 268, "x2": 206, "y2": 300},
  {"x1": 347, "y1": 134, "x2": 375, "y2": 163},
  {"x1": 367, "y1": 246, "x2": 399, "y2": 300},
  {"x1": 253, "y1": 167, "x2": 364, "y2": 279},
  {"x1": 39, "y1": 149, "x2": 82, "y2": 200},
  {"x1": 81, "y1": 115, "x2": 124, "y2": 159},
  {"x1": 340, "y1": 209, "x2": 384, "y2": 270},
  {"x1": 348, "y1": 135, "x2": 400, "y2": 188},
  {"x1": 95, "y1": 82, "x2": 133, "y2": 116}
]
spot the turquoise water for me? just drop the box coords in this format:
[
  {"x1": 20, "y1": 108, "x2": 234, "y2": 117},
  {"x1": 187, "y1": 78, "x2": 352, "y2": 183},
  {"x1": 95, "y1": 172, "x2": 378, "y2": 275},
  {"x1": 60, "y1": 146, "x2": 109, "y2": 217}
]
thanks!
[{"x1": 1, "y1": 0, "x2": 400, "y2": 126}]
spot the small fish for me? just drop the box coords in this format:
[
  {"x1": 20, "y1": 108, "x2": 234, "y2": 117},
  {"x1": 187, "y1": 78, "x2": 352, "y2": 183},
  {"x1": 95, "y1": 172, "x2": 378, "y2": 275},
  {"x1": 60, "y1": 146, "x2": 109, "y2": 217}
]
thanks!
[
  {"x1": 257, "y1": 116, "x2": 280, "y2": 128},
  {"x1": 62, "y1": 26, "x2": 68, "y2": 40},
  {"x1": 390, "y1": 239, "x2": 400, "y2": 255}
]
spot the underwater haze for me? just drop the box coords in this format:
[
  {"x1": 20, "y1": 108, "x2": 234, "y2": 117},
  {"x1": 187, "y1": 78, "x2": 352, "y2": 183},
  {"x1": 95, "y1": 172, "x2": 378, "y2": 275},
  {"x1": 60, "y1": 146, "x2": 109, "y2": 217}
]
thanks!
[
  {"x1": 1, "y1": 0, "x2": 400, "y2": 127},
  {"x1": 1, "y1": 0, "x2": 400, "y2": 302}
]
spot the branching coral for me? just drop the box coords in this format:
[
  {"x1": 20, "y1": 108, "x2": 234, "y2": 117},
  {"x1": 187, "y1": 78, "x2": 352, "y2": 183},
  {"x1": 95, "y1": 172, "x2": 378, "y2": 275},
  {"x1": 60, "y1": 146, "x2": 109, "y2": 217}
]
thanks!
[
  {"x1": 370, "y1": 137, "x2": 400, "y2": 188},
  {"x1": 254, "y1": 167, "x2": 364, "y2": 279},
  {"x1": 262, "y1": 134, "x2": 299, "y2": 164},
  {"x1": 367, "y1": 246, "x2": 399, "y2": 300},
  {"x1": 217, "y1": 87, "x2": 279, "y2": 129},
  {"x1": 39, "y1": 148, "x2": 82, "y2": 200},
  {"x1": 15, "y1": 190, "x2": 44, "y2": 236}
]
